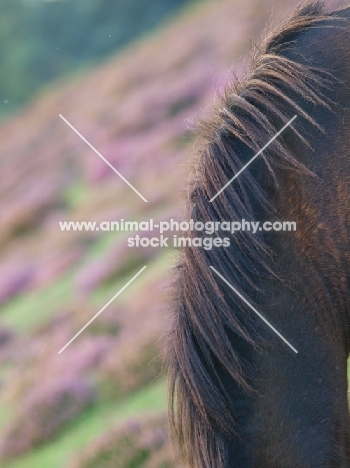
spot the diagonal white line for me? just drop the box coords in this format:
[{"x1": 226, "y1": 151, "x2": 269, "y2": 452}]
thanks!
[
  {"x1": 58, "y1": 266, "x2": 148, "y2": 354},
  {"x1": 209, "y1": 115, "x2": 297, "y2": 202},
  {"x1": 209, "y1": 266, "x2": 298, "y2": 353},
  {"x1": 59, "y1": 114, "x2": 148, "y2": 203}
]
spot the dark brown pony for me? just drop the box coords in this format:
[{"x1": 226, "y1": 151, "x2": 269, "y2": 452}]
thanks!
[{"x1": 166, "y1": 2, "x2": 350, "y2": 467}]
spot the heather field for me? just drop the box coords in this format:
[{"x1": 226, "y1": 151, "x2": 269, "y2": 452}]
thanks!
[{"x1": 0, "y1": 1, "x2": 325, "y2": 467}]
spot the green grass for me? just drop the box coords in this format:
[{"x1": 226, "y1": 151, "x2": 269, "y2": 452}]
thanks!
[
  {"x1": 0, "y1": 270, "x2": 76, "y2": 333},
  {"x1": 4, "y1": 378, "x2": 167, "y2": 468},
  {"x1": 0, "y1": 232, "x2": 122, "y2": 333},
  {"x1": 83, "y1": 231, "x2": 121, "y2": 260},
  {"x1": 0, "y1": 228, "x2": 147, "y2": 332},
  {"x1": 62, "y1": 180, "x2": 90, "y2": 209},
  {"x1": 90, "y1": 248, "x2": 176, "y2": 306}
]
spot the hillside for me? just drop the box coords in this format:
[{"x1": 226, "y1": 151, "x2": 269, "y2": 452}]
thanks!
[
  {"x1": 0, "y1": 0, "x2": 308, "y2": 467},
  {"x1": 0, "y1": 0, "x2": 190, "y2": 115}
]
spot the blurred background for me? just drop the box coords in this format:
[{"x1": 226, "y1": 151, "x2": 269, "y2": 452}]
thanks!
[{"x1": 0, "y1": 0, "x2": 306, "y2": 467}]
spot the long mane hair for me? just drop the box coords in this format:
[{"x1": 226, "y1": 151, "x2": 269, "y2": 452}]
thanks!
[{"x1": 165, "y1": 2, "x2": 346, "y2": 467}]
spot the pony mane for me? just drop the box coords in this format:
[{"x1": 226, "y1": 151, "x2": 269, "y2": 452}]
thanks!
[{"x1": 166, "y1": 2, "x2": 345, "y2": 467}]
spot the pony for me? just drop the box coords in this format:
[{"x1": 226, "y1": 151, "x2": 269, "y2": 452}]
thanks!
[{"x1": 166, "y1": 2, "x2": 350, "y2": 467}]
